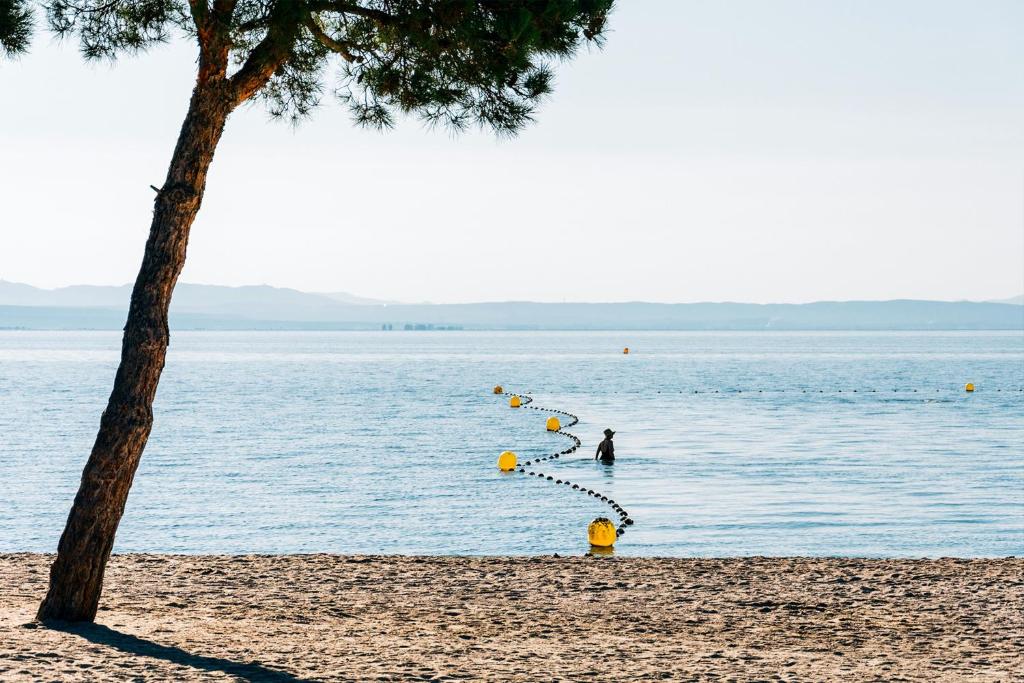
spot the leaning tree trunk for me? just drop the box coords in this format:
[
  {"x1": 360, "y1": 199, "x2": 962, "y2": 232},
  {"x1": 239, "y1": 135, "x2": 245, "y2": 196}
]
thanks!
[{"x1": 37, "y1": 80, "x2": 232, "y2": 622}]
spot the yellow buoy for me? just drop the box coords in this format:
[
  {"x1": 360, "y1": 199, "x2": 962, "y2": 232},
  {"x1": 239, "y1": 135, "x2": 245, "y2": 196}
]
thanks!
[
  {"x1": 588, "y1": 517, "x2": 617, "y2": 547},
  {"x1": 493, "y1": 385, "x2": 504, "y2": 394},
  {"x1": 965, "y1": 383, "x2": 975, "y2": 392},
  {"x1": 623, "y1": 347, "x2": 630, "y2": 354},
  {"x1": 497, "y1": 451, "x2": 517, "y2": 472},
  {"x1": 546, "y1": 416, "x2": 561, "y2": 431},
  {"x1": 510, "y1": 396, "x2": 522, "y2": 408}
]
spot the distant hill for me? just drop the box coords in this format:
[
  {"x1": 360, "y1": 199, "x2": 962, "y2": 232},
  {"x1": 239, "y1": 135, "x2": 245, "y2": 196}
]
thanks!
[
  {"x1": 1, "y1": 281, "x2": 1021, "y2": 331},
  {"x1": 316, "y1": 291, "x2": 401, "y2": 306},
  {"x1": 0, "y1": 280, "x2": 393, "y2": 310},
  {"x1": 988, "y1": 294, "x2": 1024, "y2": 305}
]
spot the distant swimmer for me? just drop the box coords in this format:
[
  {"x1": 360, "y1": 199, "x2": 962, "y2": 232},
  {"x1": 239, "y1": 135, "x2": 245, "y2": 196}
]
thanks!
[{"x1": 595, "y1": 428, "x2": 615, "y2": 464}]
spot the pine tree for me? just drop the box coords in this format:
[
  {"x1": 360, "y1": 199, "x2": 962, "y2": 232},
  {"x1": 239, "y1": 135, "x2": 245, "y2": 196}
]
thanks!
[
  {"x1": 13, "y1": 0, "x2": 613, "y2": 622},
  {"x1": 0, "y1": 0, "x2": 33, "y2": 54}
]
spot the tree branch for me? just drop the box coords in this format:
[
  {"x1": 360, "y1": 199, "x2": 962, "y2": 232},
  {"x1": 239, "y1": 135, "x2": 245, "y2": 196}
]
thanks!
[
  {"x1": 188, "y1": 0, "x2": 209, "y2": 30},
  {"x1": 227, "y1": 1, "x2": 391, "y2": 106},
  {"x1": 306, "y1": 1, "x2": 395, "y2": 25},
  {"x1": 303, "y1": 13, "x2": 355, "y2": 62},
  {"x1": 235, "y1": 15, "x2": 268, "y2": 32},
  {"x1": 227, "y1": 17, "x2": 294, "y2": 105},
  {"x1": 57, "y1": 0, "x2": 124, "y2": 15},
  {"x1": 190, "y1": 0, "x2": 233, "y2": 83},
  {"x1": 211, "y1": 0, "x2": 237, "y2": 21}
]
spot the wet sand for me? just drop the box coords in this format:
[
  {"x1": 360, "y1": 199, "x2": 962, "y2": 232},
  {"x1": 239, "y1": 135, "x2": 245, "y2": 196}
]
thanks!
[{"x1": 1, "y1": 554, "x2": 1021, "y2": 681}]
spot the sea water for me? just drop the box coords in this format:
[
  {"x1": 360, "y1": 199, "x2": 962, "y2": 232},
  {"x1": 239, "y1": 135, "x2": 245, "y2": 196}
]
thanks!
[{"x1": 1, "y1": 330, "x2": 1021, "y2": 557}]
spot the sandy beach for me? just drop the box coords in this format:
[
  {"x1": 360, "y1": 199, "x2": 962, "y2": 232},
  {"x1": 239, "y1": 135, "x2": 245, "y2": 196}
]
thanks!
[{"x1": 1, "y1": 554, "x2": 1021, "y2": 681}]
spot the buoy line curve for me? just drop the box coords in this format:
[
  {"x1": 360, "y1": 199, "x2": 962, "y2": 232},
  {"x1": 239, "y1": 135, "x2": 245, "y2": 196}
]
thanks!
[{"x1": 499, "y1": 391, "x2": 634, "y2": 544}]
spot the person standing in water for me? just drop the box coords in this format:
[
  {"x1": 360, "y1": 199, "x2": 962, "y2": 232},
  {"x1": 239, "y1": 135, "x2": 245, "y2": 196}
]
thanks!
[{"x1": 595, "y1": 428, "x2": 615, "y2": 464}]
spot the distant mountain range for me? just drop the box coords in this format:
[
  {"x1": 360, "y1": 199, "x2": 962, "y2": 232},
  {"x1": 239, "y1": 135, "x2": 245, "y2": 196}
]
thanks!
[
  {"x1": 0, "y1": 281, "x2": 397, "y2": 309},
  {"x1": 1, "y1": 281, "x2": 1021, "y2": 331}
]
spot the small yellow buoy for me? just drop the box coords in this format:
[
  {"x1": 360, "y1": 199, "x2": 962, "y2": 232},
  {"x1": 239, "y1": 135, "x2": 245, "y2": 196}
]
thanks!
[
  {"x1": 588, "y1": 517, "x2": 617, "y2": 547},
  {"x1": 965, "y1": 383, "x2": 975, "y2": 392},
  {"x1": 493, "y1": 385, "x2": 504, "y2": 394},
  {"x1": 546, "y1": 416, "x2": 561, "y2": 431},
  {"x1": 623, "y1": 347, "x2": 630, "y2": 355},
  {"x1": 497, "y1": 451, "x2": 517, "y2": 472},
  {"x1": 510, "y1": 396, "x2": 522, "y2": 408}
]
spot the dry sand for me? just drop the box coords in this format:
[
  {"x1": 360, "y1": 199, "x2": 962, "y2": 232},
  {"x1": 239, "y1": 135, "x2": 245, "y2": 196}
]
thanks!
[{"x1": 1, "y1": 554, "x2": 1021, "y2": 681}]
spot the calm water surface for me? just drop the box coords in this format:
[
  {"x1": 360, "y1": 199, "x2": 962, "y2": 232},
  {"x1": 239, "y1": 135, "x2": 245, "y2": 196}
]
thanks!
[{"x1": 1, "y1": 331, "x2": 1022, "y2": 557}]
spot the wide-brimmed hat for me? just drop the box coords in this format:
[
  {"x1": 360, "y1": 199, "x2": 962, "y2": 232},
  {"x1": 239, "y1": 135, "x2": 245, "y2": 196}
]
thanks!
[{"x1": 603, "y1": 428, "x2": 615, "y2": 437}]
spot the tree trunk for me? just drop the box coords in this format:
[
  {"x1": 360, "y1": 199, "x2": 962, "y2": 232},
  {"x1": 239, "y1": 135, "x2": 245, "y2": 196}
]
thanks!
[{"x1": 37, "y1": 79, "x2": 232, "y2": 622}]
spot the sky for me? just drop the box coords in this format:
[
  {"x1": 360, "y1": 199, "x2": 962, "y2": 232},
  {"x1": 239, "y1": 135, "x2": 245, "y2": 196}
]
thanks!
[{"x1": 1, "y1": 0, "x2": 1022, "y2": 304}]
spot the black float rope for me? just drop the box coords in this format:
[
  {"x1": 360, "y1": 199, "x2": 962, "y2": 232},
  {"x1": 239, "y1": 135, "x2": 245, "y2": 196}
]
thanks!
[
  {"x1": 503, "y1": 392, "x2": 634, "y2": 541},
  {"x1": 606, "y1": 387, "x2": 1023, "y2": 394}
]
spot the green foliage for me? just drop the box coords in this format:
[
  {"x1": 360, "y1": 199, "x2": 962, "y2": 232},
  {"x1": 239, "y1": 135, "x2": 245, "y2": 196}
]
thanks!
[
  {"x1": 325, "y1": 0, "x2": 613, "y2": 133},
  {"x1": 1, "y1": 0, "x2": 34, "y2": 56},
  {"x1": 46, "y1": 0, "x2": 187, "y2": 60},
  {"x1": 34, "y1": 0, "x2": 614, "y2": 133}
]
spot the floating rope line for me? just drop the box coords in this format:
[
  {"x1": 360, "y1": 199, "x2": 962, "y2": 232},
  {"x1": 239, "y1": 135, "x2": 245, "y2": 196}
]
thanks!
[
  {"x1": 501, "y1": 391, "x2": 634, "y2": 542},
  {"x1": 493, "y1": 382, "x2": 1019, "y2": 546},
  {"x1": 596, "y1": 388, "x2": 1023, "y2": 394}
]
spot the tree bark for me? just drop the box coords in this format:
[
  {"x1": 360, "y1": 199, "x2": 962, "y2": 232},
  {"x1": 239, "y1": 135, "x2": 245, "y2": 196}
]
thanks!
[{"x1": 36, "y1": 78, "x2": 233, "y2": 622}]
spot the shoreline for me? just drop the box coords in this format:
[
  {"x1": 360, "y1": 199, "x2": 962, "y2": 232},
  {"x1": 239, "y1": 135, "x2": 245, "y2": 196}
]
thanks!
[{"x1": 2, "y1": 554, "x2": 1022, "y2": 681}]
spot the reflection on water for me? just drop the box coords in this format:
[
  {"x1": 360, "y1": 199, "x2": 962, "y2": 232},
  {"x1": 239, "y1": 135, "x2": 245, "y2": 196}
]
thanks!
[{"x1": 0, "y1": 330, "x2": 1022, "y2": 557}]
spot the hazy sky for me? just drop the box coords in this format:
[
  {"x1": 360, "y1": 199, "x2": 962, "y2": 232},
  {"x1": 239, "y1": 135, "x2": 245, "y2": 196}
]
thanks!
[{"x1": 2, "y1": 0, "x2": 1022, "y2": 303}]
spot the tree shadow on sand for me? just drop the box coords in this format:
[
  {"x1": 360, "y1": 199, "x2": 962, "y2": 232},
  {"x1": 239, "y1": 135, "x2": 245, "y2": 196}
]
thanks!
[{"x1": 43, "y1": 621, "x2": 315, "y2": 682}]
